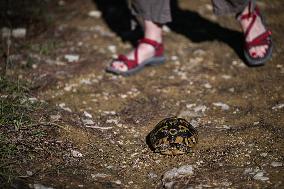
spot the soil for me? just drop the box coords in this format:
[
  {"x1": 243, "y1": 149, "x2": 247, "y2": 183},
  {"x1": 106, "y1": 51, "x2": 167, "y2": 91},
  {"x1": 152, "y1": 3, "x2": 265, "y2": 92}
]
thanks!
[{"x1": 1, "y1": 0, "x2": 283, "y2": 188}]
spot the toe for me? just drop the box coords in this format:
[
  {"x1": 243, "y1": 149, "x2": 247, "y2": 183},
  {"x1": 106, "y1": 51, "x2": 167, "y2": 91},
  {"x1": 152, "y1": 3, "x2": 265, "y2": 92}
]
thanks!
[
  {"x1": 249, "y1": 48, "x2": 257, "y2": 58},
  {"x1": 111, "y1": 61, "x2": 128, "y2": 72}
]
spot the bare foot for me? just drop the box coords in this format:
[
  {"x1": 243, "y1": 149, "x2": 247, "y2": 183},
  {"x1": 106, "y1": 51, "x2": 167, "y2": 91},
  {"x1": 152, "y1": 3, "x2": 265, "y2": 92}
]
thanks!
[
  {"x1": 110, "y1": 43, "x2": 157, "y2": 72},
  {"x1": 239, "y1": 7, "x2": 269, "y2": 58}
]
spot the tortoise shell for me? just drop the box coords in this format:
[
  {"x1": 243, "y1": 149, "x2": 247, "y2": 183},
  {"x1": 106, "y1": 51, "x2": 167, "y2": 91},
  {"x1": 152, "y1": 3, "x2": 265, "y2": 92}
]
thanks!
[{"x1": 148, "y1": 117, "x2": 198, "y2": 155}]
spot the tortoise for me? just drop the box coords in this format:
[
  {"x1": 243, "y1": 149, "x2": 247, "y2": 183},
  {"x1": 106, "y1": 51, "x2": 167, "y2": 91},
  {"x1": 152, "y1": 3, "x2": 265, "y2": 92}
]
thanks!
[{"x1": 147, "y1": 117, "x2": 198, "y2": 155}]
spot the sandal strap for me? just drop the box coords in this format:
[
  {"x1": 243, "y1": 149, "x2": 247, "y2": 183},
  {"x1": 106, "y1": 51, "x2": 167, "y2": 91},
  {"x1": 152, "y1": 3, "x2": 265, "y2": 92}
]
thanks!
[
  {"x1": 246, "y1": 30, "x2": 272, "y2": 49},
  {"x1": 139, "y1": 38, "x2": 164, "y2": 56},
  {"x1": 116, "y1": 54, "x2": 138, "y2": 69},
  {"x1": 111, "y1": 38, "x2": 164, "y2": 70}
]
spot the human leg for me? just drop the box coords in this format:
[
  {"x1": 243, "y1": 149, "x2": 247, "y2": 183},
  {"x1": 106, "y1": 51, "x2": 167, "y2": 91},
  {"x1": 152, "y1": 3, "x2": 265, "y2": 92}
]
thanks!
[
  {"x1": 212, "y1": 0, "x2": 272, "y2": 65},
  {"x1": 106, "y1": 0, "x2": 171, "y2": 75}
]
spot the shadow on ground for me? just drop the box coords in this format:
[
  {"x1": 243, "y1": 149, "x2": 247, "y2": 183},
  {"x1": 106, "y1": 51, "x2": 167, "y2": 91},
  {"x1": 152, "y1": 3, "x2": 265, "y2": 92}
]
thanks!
[{"x1": 92, "y1": 0, "x2": 244, "y2": 61}]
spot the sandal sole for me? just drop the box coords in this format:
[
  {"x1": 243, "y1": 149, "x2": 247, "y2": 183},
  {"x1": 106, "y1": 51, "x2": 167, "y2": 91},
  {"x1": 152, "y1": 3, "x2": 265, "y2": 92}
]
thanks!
[
  {"x1": 244, "y1": 37, "x2": 273, "y2": 66},
  {"x1": 106, "y1": 56, "x2": 166, "y2": 76}
]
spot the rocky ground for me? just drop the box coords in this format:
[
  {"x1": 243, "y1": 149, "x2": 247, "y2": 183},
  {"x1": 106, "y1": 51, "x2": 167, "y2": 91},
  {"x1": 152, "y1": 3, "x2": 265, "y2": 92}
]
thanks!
[{"x1": 0, "y1": 0, "x2": 283, "y2": 188}]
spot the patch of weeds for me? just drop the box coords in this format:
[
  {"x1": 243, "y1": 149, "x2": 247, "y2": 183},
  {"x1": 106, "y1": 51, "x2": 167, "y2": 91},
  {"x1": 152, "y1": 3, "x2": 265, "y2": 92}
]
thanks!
[
  {"x1": 28, "y1": 40, "x2": 57, "y2": 56},
  {"x1": 0, "y1": 76, "x2": 44, "y2": 186},
  {"x1": 0, "y1": 76, "x2": 36, "y2": 129},
  {"x1": 0, "y1": 76, "x2": 74, "y2": 188}
]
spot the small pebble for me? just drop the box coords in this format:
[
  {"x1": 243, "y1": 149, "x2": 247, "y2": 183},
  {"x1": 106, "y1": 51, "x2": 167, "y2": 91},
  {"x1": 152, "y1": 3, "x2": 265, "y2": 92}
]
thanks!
[
  {"x1": 253, "y1": 172, "x2": 269, "y2": 181},
  {"x1": 114, "y1": 180, "x2": 122, "y2": 185},
  {"x1": 64, "y1": 54, "x2": 80, "y2": 62},
  {"x1": 83, "y1": 111, "x2": 93, "y2": 118},
  {"x1": 213, "y1": 102, "x2": 230, "y2": 110},
  {"x1": 82, "y1": 119, "x2": 94, "y2": 125},
  {"x1": 108, "y1": 45, "x2": 116, "y2": 54},
  {"x1": 260, "y1": 153, "x2": 268, "y2": 157},
  {"x1": 71, "y1": 149, "x2": 83, "y2": 158},
  {"x1": 12, "y1": 28, "x2": 26, "y2": 38},
  {"x1": 272, "y1": 104, "x2": 284, "y2": 110},
  {"x1": 88, "y1": 10, "x2": 102, "y2": 18},
  {"x1": 271, "y1": 162, "x2": 283, "y2": 167}
]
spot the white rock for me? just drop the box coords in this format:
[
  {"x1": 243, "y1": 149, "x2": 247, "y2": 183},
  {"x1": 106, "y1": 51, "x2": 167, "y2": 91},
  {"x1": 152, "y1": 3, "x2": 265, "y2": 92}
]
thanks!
[
  {"x1": 204, "y1": 83, "x2": 212, "y2": 89},
  {"x1": 193, "y1": 105, "x2": 207, "y2": 113},
  {"x1": 148, "y1": 172, "x2": 158, "y2": 179},
  {"x1": 64, "y1": 85, "x2": 73, "y2": 91},
  {"x1": 253, "y1": 172, "x2": 269, "y2": 181},
  {"x1": 216, "y1": 125, "x2": 231, "y2": 129},
  {"x1": 205, "y1": 4, "x2": 213, "y2": 11},
  {"x1": 88, "y1": 10, "x2": 102, "y2": 18},
  {"x1": 271, "y1": 162, "x2": 283, "y2": 167},
  {"x1": 12, "y1": 28, "x2": 26, "y2": 38},
  {"x1": 222, "y1": 75, "x2": 232, "y2": 80},
  {"x1": 64, "y1": 54, "x2": 79, "y2": 62},
  {"x1": 80, "y1": 79, "x2": 92, "y2": 85},
  {"x1": 50, "y1": 115, "x2": 61, "y2": 121},
  {"x1": 186, "y1": 103, "x2": 196, "y2": 109},
  {"x1": 71, "y1": 149, "x2": 83, "y2": 158},
  {"x1": 58, "y1": 103, "x2": 72, "y2": 112},
  {"x1": 190, "y1": 120, "x2": 198, "y2": 127},
  {"x1": 33, "y1": 184, "x2": 54, "y2": 189},
  {"x1": 106, "y1": 119, "x2": 119, "y2": 124},
  {"x1": 82, "y1": 119, "x2": 94, "y2": 125},
  {"x1": 163, "y1": 165, "x2": 194, "y2": 182},
  {"x1": 83, "y1": 111, "x2": 93, "y2": 118},
  {"x1": 91, "y1": 173, "x2": 110, "y2": 178},
  {"x1": 171, "y1": 56, "x2": 178, "y2": 61},
  {"x1": 260, "y1": 153, "x2": 268, "y2": 157},
  {"x1": 243, "y1": 168, "x2": 253, "y2": 175},
  {"x1": 213, "y1": 102, "x2": 230, "y2": 110},
  {"x1": 114, "y1": 180, "x2": 122, "y2": 185},
  {"x1": 107, "y1": 45, "x2": 117, "y2": 54},
  {"x1": 177, "y1": 165, "x2": 194, "y2": 175},
  {"x1": 26, "y1": 171, "x2": 33, "y2": 176},
  {"x1": 162, "y1": 25, "x2": 171, "y2": 33},
  {"x1": 272, "y1": 104, "x2": 284, "y2": 110},
  {"x1": 86, "y1": 125, "x2": 112, "y2": 130},
  {"x1": 120, "y1": 94, "x2": 127, "y2": 98},
  {"x1": 28, "y1": 97, "x2": 38, "y2": 103}
]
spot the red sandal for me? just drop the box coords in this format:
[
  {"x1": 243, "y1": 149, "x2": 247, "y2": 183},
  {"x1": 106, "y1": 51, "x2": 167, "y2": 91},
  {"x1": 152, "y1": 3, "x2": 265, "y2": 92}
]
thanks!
[
  {"x1": 238, "y1": 1, "x2": 273, "y2": 66},
  {"x1": 106, "y1": 38, "x2": 166, "y2": 76}
]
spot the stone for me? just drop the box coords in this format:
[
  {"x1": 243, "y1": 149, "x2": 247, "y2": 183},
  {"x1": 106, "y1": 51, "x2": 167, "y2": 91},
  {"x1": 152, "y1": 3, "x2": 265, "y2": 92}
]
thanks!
[
  {"x1": 88, "y1": 10, "x2": 102, "y2": 18},
  {"x1": 71, "y1": 149, "x2": 83, "y2": 158},
  {"x1": 64, "y1": 54, "x2": 80, "y2": 62},
  {"x1": 107, "y1": 45, "x2": 117, "y2": 54},
  {"x1": 213, "y1": 102, "x2": 230, "y2": 110},
  {"x1": 82, "y1": 119, "x2": 94, "y2": 125},
  {"x1": 272, "y1": 104, "x2": 284, "y2": 110},
  {"x1": 33, "y1": 183, "x2": 54, "y2": 189},
  {"x1": 253, "y1": 172, "x2": 269, "y2": 181},
  {"x1": 91, "y1": 173, "x2": 110, "y2": 179},
  {"x1": 163, "y1": 165, "x2": 194, "y2": 182},
  {"x1": 12, "y1": 28, "x2": 26, "y2": 38},
  {"x1": 271, "y1": 162, "x2": 283, "y2": 167},
  {"x1": 83, "y1": 111, "x2": 93, "y2": 118}
]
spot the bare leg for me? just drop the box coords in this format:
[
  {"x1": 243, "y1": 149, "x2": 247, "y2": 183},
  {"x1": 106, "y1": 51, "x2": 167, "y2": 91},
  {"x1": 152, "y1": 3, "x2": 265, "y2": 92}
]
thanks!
[
  {"x1": 238, "y1": 5, "x2": 269, "y2": 58},
  {"x1": 111, "y1": 20, "x2": 163, "y2": 71}
]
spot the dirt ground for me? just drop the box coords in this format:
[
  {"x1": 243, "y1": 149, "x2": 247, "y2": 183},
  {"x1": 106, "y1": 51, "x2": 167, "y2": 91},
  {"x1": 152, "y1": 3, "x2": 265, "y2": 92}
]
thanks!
[{"x1": 0, "y1": 0, "x2": 283, "y2": 188}]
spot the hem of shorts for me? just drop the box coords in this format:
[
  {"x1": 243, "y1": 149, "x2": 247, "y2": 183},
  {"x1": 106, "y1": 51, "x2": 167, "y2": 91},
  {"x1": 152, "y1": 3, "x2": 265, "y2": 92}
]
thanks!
[
  {"x1": 139, "y1": 14, "x2": 172, "y2": 24},
  {"x1": 213, "y1": 1, "x2": 250, "y2": 17}
]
